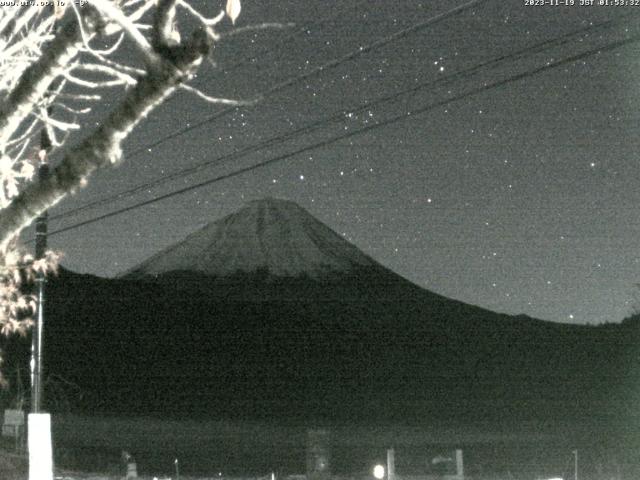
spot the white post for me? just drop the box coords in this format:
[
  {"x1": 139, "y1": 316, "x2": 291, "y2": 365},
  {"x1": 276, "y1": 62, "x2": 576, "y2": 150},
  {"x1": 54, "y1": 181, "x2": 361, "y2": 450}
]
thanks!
[
  {"x1": 28, "y1": 413, "x2": 53, "y2": 480},
  {"x1": 127, "y1": 457, "x2": 138, "y2": 479},
  {"x1": 455, "y1": 449, "x2": 464, "y2": 479},
  {"x1": 387, "y1": 448, "x2": 395, "y2": 480}
]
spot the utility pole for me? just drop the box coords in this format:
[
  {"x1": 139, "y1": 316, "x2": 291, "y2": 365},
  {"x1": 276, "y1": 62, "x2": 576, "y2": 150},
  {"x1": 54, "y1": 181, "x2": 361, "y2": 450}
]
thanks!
[
  {"x1": 573, "y1": 449, "x2": 578, "y2": 480},
  {"x1": 28, "y1": 121, "x2": 53, "y2": 480},
  {"x1": 28, "y1": 9, "x2": 56, "y2": 479},
  {"x1": 31, "y1": 143, "x2": 49, "y2": 413}
]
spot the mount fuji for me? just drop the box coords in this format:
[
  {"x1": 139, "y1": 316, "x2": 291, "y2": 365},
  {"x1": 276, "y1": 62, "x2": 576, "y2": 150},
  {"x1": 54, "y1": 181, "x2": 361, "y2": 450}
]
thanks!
[
  {"x1": 121, "y1": 197, "x2": 450, "y2": 304},
  {"x1": 12, "y1": 198, "x2": 637, "y2": 429},
  {"x1": 124, "y1": 198, "x2": 379, "y2": 279}
]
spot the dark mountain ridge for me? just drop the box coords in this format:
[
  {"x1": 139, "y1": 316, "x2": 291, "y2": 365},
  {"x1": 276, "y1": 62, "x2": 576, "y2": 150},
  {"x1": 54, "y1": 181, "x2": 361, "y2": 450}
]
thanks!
[{"x1": 5, "y1": 199, "x2": 638, "y2": 436}]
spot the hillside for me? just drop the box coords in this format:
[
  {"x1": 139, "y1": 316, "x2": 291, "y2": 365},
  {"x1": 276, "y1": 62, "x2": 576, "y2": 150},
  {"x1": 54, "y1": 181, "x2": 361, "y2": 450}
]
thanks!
[{"x1": 3, "y1": 199, "x2": 638, "y2": 434}]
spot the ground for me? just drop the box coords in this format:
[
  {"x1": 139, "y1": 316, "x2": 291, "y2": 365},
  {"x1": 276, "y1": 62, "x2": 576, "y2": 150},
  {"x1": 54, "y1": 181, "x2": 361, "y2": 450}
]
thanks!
[{"x1": 0, "y1": 446, "x2": 26, "y2": 480}]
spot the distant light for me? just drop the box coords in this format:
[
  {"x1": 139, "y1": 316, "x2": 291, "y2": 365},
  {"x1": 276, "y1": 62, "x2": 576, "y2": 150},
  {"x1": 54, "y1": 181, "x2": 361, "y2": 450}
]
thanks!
[{"x1": 373, "y1": 464, "x2": 385, "y2": 479}]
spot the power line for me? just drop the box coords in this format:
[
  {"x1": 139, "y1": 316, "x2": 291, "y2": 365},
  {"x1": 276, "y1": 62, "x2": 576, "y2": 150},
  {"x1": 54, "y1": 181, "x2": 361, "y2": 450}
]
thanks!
[
  {"x1": 123, "y1": 0, "x2": 487, "y2": 159},
  {"x1": 47, "y1": 0, "x2": 489, "y2": 221},
  {"x1": 48, "y1": 12, "x2": 638, "y2": 223},
  {"x1": 47, "y1": 33, "x2": 640, "y2": 236},
  {"x1": 45, "y1": 4, "x2": 379, "y2": 224},
  {"x1": 43, "y1": 32, "x2": 640, "y2": 239}
]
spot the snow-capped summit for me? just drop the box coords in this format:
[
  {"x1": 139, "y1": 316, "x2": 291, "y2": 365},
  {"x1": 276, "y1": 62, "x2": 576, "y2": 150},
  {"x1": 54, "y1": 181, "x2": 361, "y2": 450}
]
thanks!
[{"x1": 125, "y1": 198, "x2": 378, "y2": 279}]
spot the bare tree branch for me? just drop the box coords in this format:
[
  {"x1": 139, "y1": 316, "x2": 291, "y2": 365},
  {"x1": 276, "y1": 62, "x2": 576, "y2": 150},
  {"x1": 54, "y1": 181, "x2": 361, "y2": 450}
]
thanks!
[
  {"x1": 0, "y1": 0, "x2": 244, "y2": 344},
  {"x1": 221, "y1": 22, "x2": 295, "y2": 39},
  {"x1": 0, "y1": 10, "x2": 101, "y2": 147},
  {"x1": 91, "y1": 0, "x2": 159, "y2": 65},
  {"x1": 0, "y1": 24, "x2": 211, "y2": 249}
]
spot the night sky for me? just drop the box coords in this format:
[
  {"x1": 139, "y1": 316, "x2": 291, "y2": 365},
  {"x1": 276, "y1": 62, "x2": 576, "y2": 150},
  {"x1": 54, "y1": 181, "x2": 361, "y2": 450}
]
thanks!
[{"x1": 27, "y1": 0, "x2": 640, "y2": 324}]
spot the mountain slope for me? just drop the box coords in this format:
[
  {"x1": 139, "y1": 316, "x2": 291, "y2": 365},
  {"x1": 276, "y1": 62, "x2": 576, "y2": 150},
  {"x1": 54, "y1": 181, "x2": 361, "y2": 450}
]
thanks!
[
  {"x1": 6, "y1": 198, "x2": 636, "y2": 430},
  {"x1": 39, "y1": 268, "x2": 638, "y2": 425}
]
